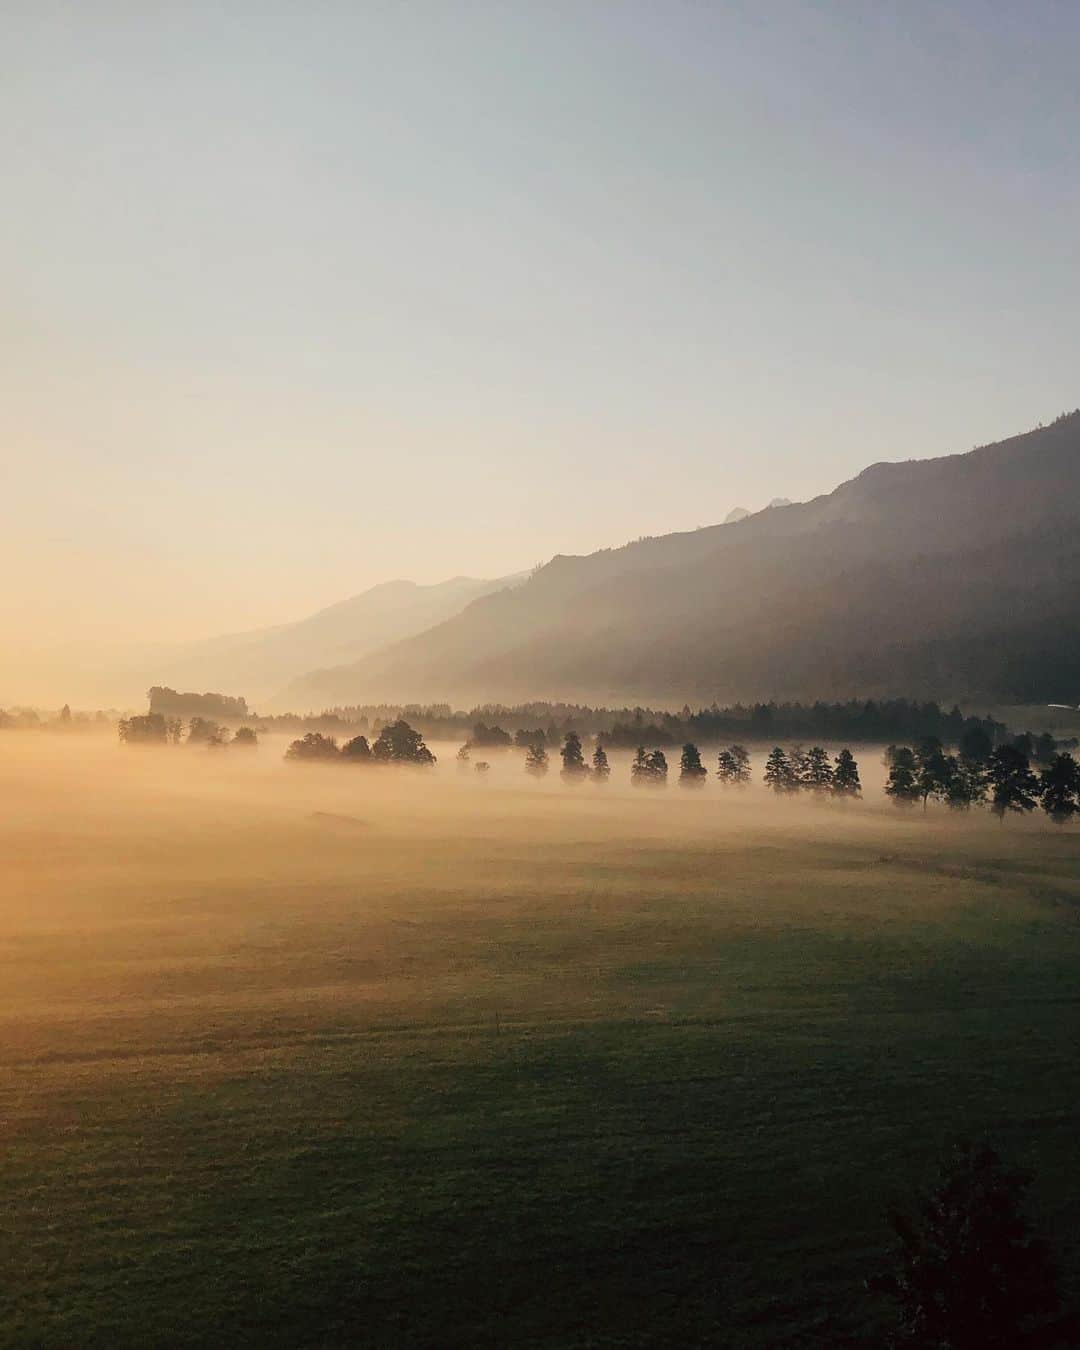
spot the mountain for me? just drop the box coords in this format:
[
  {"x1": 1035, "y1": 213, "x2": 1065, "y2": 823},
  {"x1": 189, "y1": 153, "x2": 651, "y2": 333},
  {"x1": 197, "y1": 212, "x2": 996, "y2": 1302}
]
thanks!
[
  {"x1": 723, "y1": 507, "x2": 751, "y2": 524},
  {"x1": 284, "y1": 414, "x2": 1080, "y2": 709},
  {"x1": 8, "y1": 575, "x2": 523, "y2": 709},
  {"x1": 153, "y1": 575, "x2": 525, "y2": 706}
]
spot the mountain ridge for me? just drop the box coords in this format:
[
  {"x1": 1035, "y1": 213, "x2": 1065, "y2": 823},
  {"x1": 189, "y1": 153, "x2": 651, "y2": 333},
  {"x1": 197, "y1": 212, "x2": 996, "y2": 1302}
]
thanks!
[{"x1": 282, "y1": 413, "x2": 1080, "y2": 709}]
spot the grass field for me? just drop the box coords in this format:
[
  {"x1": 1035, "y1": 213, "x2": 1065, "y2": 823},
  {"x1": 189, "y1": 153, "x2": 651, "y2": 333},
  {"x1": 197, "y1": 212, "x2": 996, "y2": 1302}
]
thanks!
[{"x1": 2, "y1": 736, "x2": 1079, "y2": 1348}]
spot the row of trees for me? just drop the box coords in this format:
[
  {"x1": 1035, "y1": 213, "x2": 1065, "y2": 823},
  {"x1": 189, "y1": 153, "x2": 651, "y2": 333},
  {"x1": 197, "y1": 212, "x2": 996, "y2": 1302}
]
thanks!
[
  {"x1": 470, "y1": 730, "x2": 1080, "y2": 823},
  {"x1": 284, "y1": 720, "x2": 436, "y2": 765},
  {"x1": 118, "y1": 713, "x2": 258, "y2": 748},
  {"x1": 762, "y1": 745, "x2": 863, "y2": 795},
  {"x1": 885, "y1": 735, "x2": 1080, "y2": 822}
]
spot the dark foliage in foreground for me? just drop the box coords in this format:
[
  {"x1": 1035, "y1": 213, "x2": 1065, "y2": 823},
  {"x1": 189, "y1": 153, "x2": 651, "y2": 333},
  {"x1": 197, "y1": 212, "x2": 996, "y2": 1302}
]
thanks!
[{"x1": 874, "y1": 1140, "x2": 1070, "y2": 1350}]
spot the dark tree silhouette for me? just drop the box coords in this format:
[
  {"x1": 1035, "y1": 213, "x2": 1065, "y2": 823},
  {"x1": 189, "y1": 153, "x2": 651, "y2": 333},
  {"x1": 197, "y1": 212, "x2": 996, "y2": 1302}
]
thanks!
[
  {"x1": 959, "y1": 723, "x2": 994, "y2": 766},
  {"x1": 915, "y1": 738, "x2": 955, "y2": 809},
  {"x1": 832, "y1": 748, "x2": 861, "y2": 797},
  {"x1": 631, "y1": 746, "x2": 649, "y2": 786},
  {"x1": 525, "y1": 741, "x2": 549, "y2": 777},
  {"x1": 646, "y1": 748, "x2": 668, "y2": 785},
  {"x1": 285, "y1": 731, "x2": 339, "y2": 760},
  {"x1": 118, "y1": 713, "x2": 168, "y2": 745},
  {"x1": 717, "y1": 744, "x2": 751, "y2": 785},
  {"x1": 470, "y1": 722, "x2": 512, "y2": 749},
  {"x1": 591, "y1": 743, "x2": 611, "y2": 781},
  {"x1": 514, "y1": 728, "x2": 546, "y2": 750},
  {"x1": 341, "y1": 733, "x2": 372, "y2": 761},
  {"x1": 560, "y1": 731, "x2": 588, "y2": 781},
  {"x1": 187, "y1": 716, "x2": 224, "y2": 747},
  {"x1": 801, "y1": 745, "x2": 834, "y2": 792},
  {"x1": 679, "y1": 742, "x2": 707, "y2": 787},
  {"x1": 372, "y1": 719, "x2": 436, "y2": 765},
  {"x1": 885, "y1": 747, "x2": 920, "y2": 806},
  {"x1": 232, "y1": 726, "x2": 258, "y2": 748},
  {"x1": 877, "y1": 1140, "x2": 1063, "y2": 1350},
  {"x1": 764, "y1": 746, "x2": 795, "y2": 793},
  {"x1": 986, "y1": 745, "x2": 1040, "y2": 819},
  {"x1": 1039, "y1": 752, "x2": 1080, "y2": 824}
]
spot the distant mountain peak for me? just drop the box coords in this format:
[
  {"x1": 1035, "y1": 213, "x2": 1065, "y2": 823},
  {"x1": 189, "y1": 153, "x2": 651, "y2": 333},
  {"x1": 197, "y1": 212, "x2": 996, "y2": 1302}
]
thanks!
[{"x1": 724, "y1": 507, "x2": 751, "y2": 524}]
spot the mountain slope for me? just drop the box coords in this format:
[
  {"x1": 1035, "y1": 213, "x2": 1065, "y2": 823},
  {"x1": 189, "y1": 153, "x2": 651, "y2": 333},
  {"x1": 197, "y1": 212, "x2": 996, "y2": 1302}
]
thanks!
[
  {"x1": 285, "y1": 414, "x2": 1080, "y2": 707},
  {"x1": 152, "y1": 575, "x2": 525, "y2": 705}
]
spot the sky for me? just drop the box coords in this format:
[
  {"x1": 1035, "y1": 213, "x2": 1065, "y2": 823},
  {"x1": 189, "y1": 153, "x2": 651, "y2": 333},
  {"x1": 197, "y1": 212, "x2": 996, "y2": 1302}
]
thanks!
[{"x1": 3, "y1": 0, "x2": 1079, "y2": 652}]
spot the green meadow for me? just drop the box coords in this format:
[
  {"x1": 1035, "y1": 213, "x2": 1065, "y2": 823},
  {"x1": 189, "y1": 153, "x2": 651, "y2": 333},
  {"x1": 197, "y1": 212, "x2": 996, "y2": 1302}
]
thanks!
[{"x1": 2, "y1": 737, "x2": 1079, "y2": 1348}]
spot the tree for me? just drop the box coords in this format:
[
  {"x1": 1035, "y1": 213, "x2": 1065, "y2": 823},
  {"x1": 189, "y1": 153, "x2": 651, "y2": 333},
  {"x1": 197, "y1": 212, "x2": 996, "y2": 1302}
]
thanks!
[
  {"x1": 118, "y1": 713, "x2": 168, "y2": 745},
  {"x1": 885, "y1": 747, "x2": 920, "y2": 806},
  {"x1": 877, "y1": 1140, "x2": 1063, "y2": 1349},
  {"x1": 372, "y1": 720, "x2": 436, "y2": 765},
  {"x1": 232, "y1": 726, "x2": 258, "y2": 748},
  {"x1": 525, "y1": 741, "x2": 549, "y2": 777},
  {"x1": 915, "y1": 738, "x2": 954, "y2": 809},
  {"x1": 456, "y1": 743, "x2": 470, "y2": 769},
  {"x1": 514, "y1": 728, "x2": 546, "y2": 750},
  {"x1": 470, "y1": 722, "x2": 512, "y2": 749},
  {"x1": 764, "y1": 747, "x2": 795, "y2": 793},
  {"x1": 1039, "y1": 752, "x2": 1080, "y2": 824},
  {"x1": 591, "y1": 743, "x2": 611, "y2": 781},
  {"x1": 801, "y1": 745, "x2": 834, "y2": 792},
  {"x1": 341, "y1": 733, "x2": 372, "y2": 761},
  {"x1": 679, "y1": 742, "x2": 707, "y2": 787},
  {"x1": 730, "y1": 744, "x2": 751, "y2": 784},
  {"x1": 285, "y1": 731, "x2": 339, "y2": 761},
  {"x1": 986, "y1": 745, "x2": 1040, "y2": 819},
  {"x1": 631, "y1": 746, "x2": 649, "y2": 786},
  {"x1": 959, "y1": 723, "x2": 994, "y2": 766},
  {"x1": 646, "y1": 748, "x2": 668, "y2": 785},
  {"x1": 832, "y1": 748, "x2": 861, "y2": 797},
  {"x1": 717, "y1": 744, "x2": 751, "y2": 786},
  {"x1": 165, "y1": 717, "x2": 184, "y2": 744},
  {"x1": 187, "y1": 716, "x2": 222, "y2": 746},
  {"x1": 560, "y1": 731, "x2": 587, "y2": 781}
]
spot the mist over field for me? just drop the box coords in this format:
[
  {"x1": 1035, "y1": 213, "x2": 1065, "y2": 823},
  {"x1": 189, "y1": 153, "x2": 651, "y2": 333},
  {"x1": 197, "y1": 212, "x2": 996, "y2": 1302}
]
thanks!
[
  {"x1": 4, "y1": 732, "x2": 1079, "y2": 1346},
  {"x1": 6, "y1": 1, "x2": 1080, "y2": 1345}
]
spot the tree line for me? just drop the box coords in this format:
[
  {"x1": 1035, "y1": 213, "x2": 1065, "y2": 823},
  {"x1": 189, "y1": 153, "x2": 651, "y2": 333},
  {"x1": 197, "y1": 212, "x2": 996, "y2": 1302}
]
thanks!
[
  {"x1": 118, "y1": 713, "x2": 258, "y2": 748},
  {"x1": 284, "y1": 719, "x2": 435, "y2": 765},
  {"x1": 118, "y1": 712, "x2": 1080, "y2": 821},
  {"x1": 882, "y1": 728, "x2": 1080, "y2": 821}
]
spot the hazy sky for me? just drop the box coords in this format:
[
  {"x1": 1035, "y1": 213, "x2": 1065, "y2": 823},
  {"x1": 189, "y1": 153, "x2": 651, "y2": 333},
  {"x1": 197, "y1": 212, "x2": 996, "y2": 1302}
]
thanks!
[{"x1": 4, "y1": 1, "x2": 1079, "y2": 646}]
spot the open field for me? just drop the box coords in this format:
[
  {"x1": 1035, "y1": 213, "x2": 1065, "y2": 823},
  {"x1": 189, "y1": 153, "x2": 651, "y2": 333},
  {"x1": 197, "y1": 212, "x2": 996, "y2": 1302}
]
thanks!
[{"x1": 2, "y1": 736, "x2": 1080, "y2": 1348}]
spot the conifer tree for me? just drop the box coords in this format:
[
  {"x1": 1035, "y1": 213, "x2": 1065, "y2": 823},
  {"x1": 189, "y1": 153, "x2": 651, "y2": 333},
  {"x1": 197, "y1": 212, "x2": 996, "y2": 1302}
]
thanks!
[
  {"x1": 885, "y1": 747, "x2": 920, "y2": 806},
  {"x1": 646, "y1": 748, "x2": 668, "y2": 785},
  {"x1": 679, "y1": 742, "x2": 707, "y2": 787},
  {"x1": 525, "y1": 741, "x2": 549, "y2": 777},
  {"x1": 730, "y1": 744, "x2": 751, "y2": 784},
  {"x1": 986, "y1": 745, "x2": 1040, "y2": 819},
  {"x1": 560, "y1": 730, "x2": 588, "y2": 780},
  {"x1": 801, "y1": 745, "x2": 834, "y2": 792},
  {"x1": 764, "y1": 746, "x2": 794, "y2": 793},
  {"x1": 1039, "y1": 752, "x2": 1080, "y2": 824},
  {"x1": 591, "y1": 743, "x2": 611, "y2": 781},
  {"x1": 832, "y1": 748, "x2": 861, "y2": 797},
  {"x1": 716, "y1": 749, "x2": 737, "y2": 783},
  {"x1": 631, "y1": 746, "x2": 649, "y2": 787}
]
